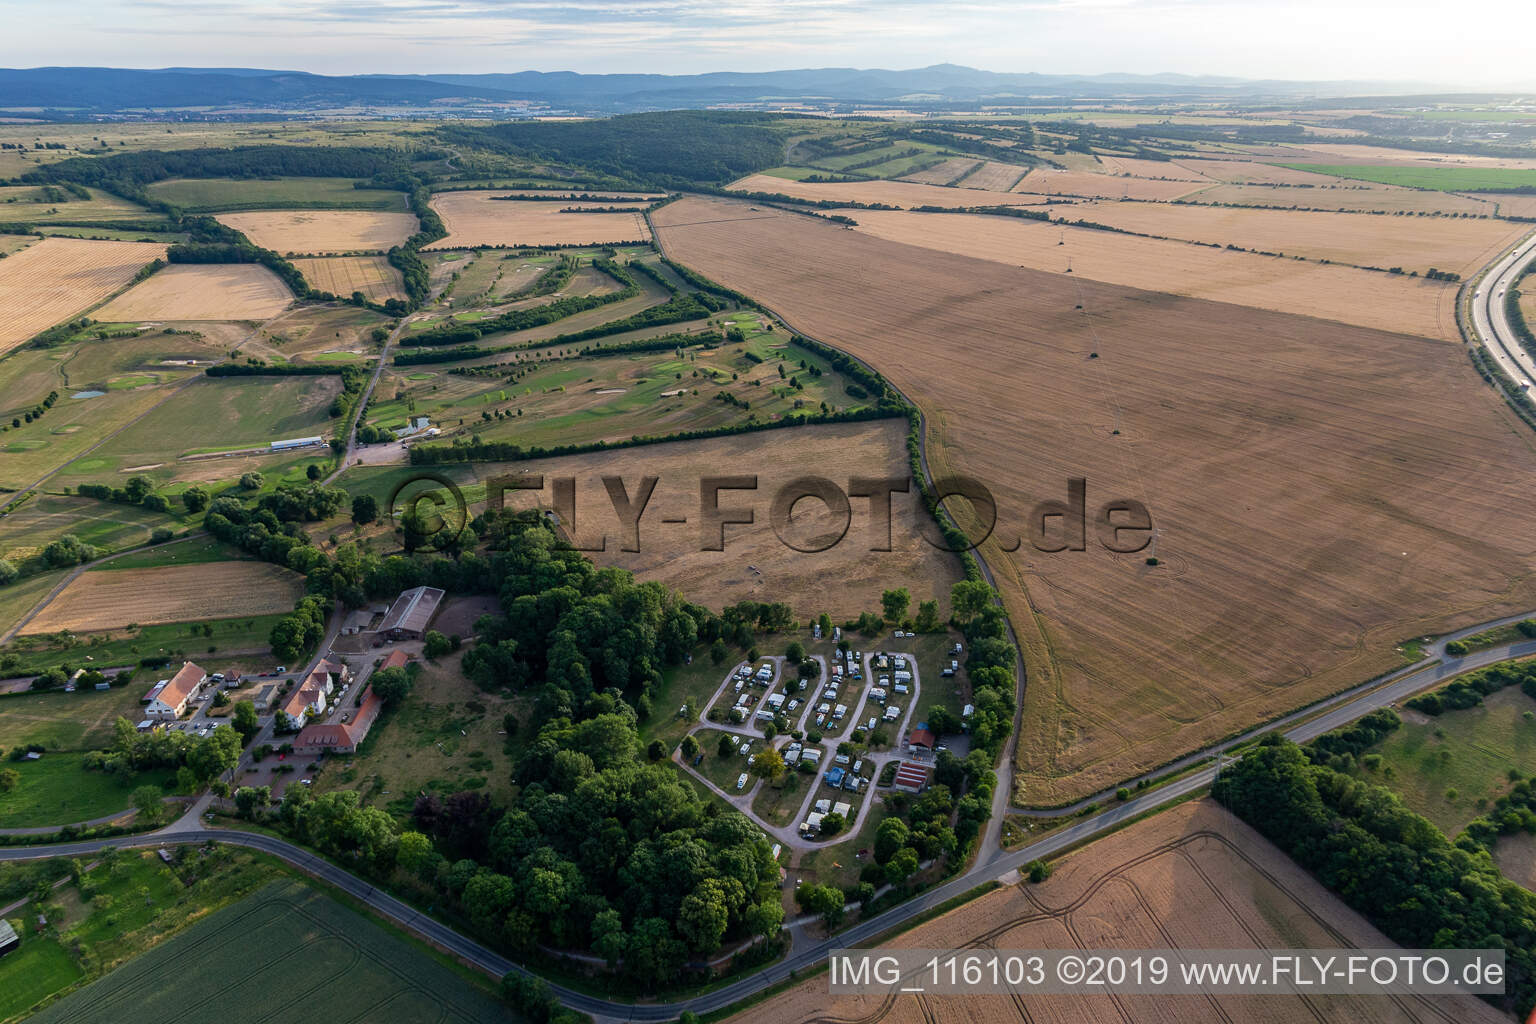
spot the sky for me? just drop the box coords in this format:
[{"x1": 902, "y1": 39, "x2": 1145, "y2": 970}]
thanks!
[{"x1": 7, "y1": 0, "x2": 1533, "y2": 89}]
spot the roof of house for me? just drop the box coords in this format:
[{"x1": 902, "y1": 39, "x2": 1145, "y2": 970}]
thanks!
[
  {"x1": 152, "y1": 662, "x2": 205, "y2": 711},
  {"x1": 294, "y1": 688, "x2": 385, "y2": 751},
  {"x1": 315, "y1": 657, "x2": 347, "y2": 678},
  {"x1": 909, "y1": 727, "x2": 936, "y2": 748},
  {"x1": 282, "y1": 677, "x2": 325, "y2": 720},
  {"x1": 380, "y1": 649, "x2": 410, "y2": 671},
  {"x1": 893, "y1": 762, "x2": 931, "y2": 787},
  {"x1": 379, "y1": 586, "x2": 444, "y2": 634},
  {"x1": 0, "y1": 919, "x2": 17, "y2": 948}
]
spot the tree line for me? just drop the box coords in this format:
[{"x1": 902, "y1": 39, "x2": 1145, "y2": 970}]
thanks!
[{"x1": 1214, "y1": 732, "x2": 1536, "y2": 1017}]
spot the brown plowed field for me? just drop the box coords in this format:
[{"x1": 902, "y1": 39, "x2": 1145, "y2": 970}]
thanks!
[
  {"x1": 96, "y1": 264, "x2": 293, "y2": 320},
  {"x1": 846, "y1": 208, "x2": 1454, "y2": 339},
  {"x1": 1179, "y1": 183, "x2": 1496, "y2": 215},
  {"x1": 214, "y1": 210, "x2": 419, "y2": 255},
  {"x1": 424, "y1": 192, "x2": 651, "y2": 249},
  {"x1": 1054, "y1": 199, "x2": 1528, "y2": 276},
  {"x1": 1172, "y1": 159, "x2": 1352, "y2": 185},
  {"x1": 954, "y1": 161, "x2": 1032, "y2": 192},
  {"x1": 726, "y1": 173, "x2": 1062, "y2": 210},
  {"x1": 732, "y1": 801, "x2": 1507, "y2": 1024},
  {"x1": 292, "y1": 256, "x2": 406, "y2": 303},
  {"x1": 22, "y1": 561, "x2": 305, "y2": 634},
  {"x1": 0, "y1": 238, "x2": 166, "y2": 355},
  {"x1": 654, "y1": 196, "x2": 1536, "y2": 804},
  {"x1": 1012, "y1": 168, "x2": 1204, "y2": 200},
  {"x1": 423, "y1": 419, "x2": 963, "y2": 619},
  {"x1": 901, "y1": 158, "x2": 981, "y2": 185}
]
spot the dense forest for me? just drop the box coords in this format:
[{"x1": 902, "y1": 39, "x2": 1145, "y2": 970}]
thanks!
[
  {"x1": 438, "y1": 111, "x2": 795, "y2": 188},
  {"x1": 1214, "y1": 734, "x2": 1536, "y2": 1017},
  {"x1": 18, "y1": 145, "x2": 419, "y2": 189}
]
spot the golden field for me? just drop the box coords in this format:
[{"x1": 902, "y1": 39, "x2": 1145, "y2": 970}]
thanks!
[{"x1": 655, "y1": 196, "x2": 1536, "y2": 804}]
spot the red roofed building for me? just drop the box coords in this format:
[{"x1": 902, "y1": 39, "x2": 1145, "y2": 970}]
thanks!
[
  {"x1": 278, "y1": 660, "x2": 349, "y2": 728},
  {"x1": 145, "y1": 662, "x2": 206, "y2": 721},
  {"x1": 294, "y1": 688, "x2": 386, "y2": 756},
  {"x1": 893, "y1": 761, "x2": 931, "y2": 794},
  {"x1": 378, "y1": 649, "x2": 410, "y2": 672},
  {"x1": 907, "y1": 727, "x2": 936, "y2": 757}
]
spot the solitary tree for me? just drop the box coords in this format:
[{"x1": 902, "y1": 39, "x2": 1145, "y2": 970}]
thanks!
[
  {"x1": 351, "y1": 494, "x2": 379, "y2": 525},
  {"x1": 132, "y1": 785, "x2": 165, "y2": 824},
  {"x1": 881, "y1": 588, "x2": 911, "y2": 625}
]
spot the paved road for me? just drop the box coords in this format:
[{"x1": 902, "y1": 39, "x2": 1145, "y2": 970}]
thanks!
[
  {"x1": 1010, "y1": 608, "x2": 1536, "y2": 816},
  {"x1": 3, "y1": 623, "x2": 1530, "y2": 1021},
  {"x1": 1468, "y1": 228, "x2": 1536, "y2": 387},
  {"x1": 3, "y1": 213, "x2": 1531, "y2": 1021}
]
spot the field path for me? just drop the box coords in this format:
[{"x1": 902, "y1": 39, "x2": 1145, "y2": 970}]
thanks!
[{"x1": 327, "y1": 269, "x2": 458, "y2": 483}]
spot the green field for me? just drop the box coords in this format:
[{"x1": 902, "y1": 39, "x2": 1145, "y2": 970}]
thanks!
[
  {"x1": 0, "y1": 569, "x2": 69, "y2": 639},
  {"x1": 372, "y1": 322, "x2": 865, "y2": 453},
  {"x1": 54, "y1": 375, "x2": 340, "y2": 486},
  {"x1": 0, "y1": 494, "x2": 187, "y2": 575},
  {"x1": 25, "y1": 878, "x2": 514, "y2": 1024},
  {"x1": 0, "y1": 754, "x2": 173, "y2": 828},
  {"x1": 310, "y1": 649, "x2": 527, "y2": 816},
  {"x1": 0, "y1": 850, "x2": 359, "y2": 1023},
  {"x1": 2, "y1": 612, "x2": 286, "y2": 679},
  {"x1": 145, "y1": 177, "x2": 408, "y2": 212},
  {"x1": 83, "y1": 535, "x2": 244, "y2": 571},
  {"x1": 0, "y1": 678, "x2": 154, "y2": 751},
  {"x1": 1282, "y1": 163, "x2": 1536, "y2": 192},
  {"x1": 33, "y1": 226, "x2": 187, "y2": 244},
  {"x1": 0, "y1": 186, "x2": 153, "y2": 224},
  {"x1": 1354, "y1": 687, "x2": 1536, "y2": 835}
]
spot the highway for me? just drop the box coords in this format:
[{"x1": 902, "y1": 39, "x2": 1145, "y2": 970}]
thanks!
[{"x1": 1468, "y1": 228, "x2": 1536, "y2": 388}]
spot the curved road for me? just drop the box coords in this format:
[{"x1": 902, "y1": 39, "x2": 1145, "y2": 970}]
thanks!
[
  {"x1": 1469, "y1": 228, "x2": 1536, "y2": 387},
  {"x1": 5, "y1": 208, "x2": 1535, "y2": 1022},
  {"x1": 3, "y1": 620, "x2": 1533, "y2": 1021}
]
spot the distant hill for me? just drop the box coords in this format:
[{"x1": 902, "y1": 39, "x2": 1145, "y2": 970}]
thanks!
[{"x1": 0, "y1": 64, "x2": 1432, "y2": 115}]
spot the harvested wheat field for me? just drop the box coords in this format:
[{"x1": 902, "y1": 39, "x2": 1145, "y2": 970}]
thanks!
[
  {"x1": 727, "y1": 173, "x2": 1063, "y2": 210},
  {"x1": 0, "y1": 237, "x2": 166, "y2": 355},
  {"x1": 22, "y1": 561, "x2": 306, "y2": 634},
  {"x1": 1181, "y1": 182, "x2": 1496, "y2": 215},
  {"x1": 954, "y1": 161, "x2": 1032, "y2": 192},
  {"x1": 1092, "y1": 154, "x2": 1214, "y2": 182},
  {"x1": 1489, "y1": 194, "x2": 1536, "y2": 221},
  {"x1": 735, "y1": 802, "x2": 1506, "y2": 1024},
  {"x1": 424, "y1": 192, "x2": 651, "y2": 250},
  {"x1": 900, "y1": 157, "x2": 981, "y2": 186},
  {"x1": 432, "y1": 419, "x2": 962, "y2": 619},
  {"x1": 215, "y1": 210, "x2": 419, "y2": 255},
  {"x1": 655, "y1": 196, "x2": 1536, "y2": 805},
  {"x1": 1012, "y1": 168, "x2": 1203, "y2": 201},
  {"x1": 96, "y1": 263, "x2": 293, "y2": 321},
  {"x1": 292, "y1": 256, "x2": 406, "y2": 303},
  {"x1": 1172, "y1": 158, "x2": 1354, "y2": 185},
  {"x1": 1056, "y1": 199, "x2": 1529, "y2": 277},
  {"x1": 847, "y1": 208, "x2": 1454, "y2": 338}
]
